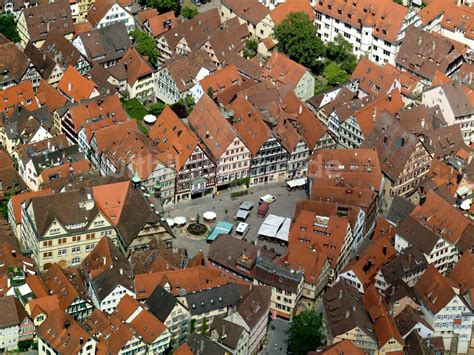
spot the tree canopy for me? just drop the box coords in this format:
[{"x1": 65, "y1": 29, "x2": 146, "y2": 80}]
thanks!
[
  {"x1": 181, "y1": 6, "x2": 198, "y2": 19},
  {"x1": 325, "y1": 34, "x2": 358, "y2": 73},
  {"x1": 323, "y1": 62, "x2": 350, "y2": 86},
  {"x1": 130, "y1": 29, "x2": 160, "y2": 67},
  {"x1": 146, "y1": 0, "x2": 179, "y2": 14},
  {"x1": 243, "y1": 37, "x2": 258, "y2": 59},
  {"x1": 286, "y1": 310, "x2": 325, "y2": 355},
  {"x1": 273, "y1": 12, "x2": 325, "y2": 71},
  {"x1": 0, "y1": 14, "x2": 20, "y2": 43}
]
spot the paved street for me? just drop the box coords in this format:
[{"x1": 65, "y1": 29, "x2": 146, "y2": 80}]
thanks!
[
  {"x1": 262, "y1": 318, "x2": 289, "y2": 355},
  {"x1": 164, "y1": 183, "x2": 307, "y2": 257}
]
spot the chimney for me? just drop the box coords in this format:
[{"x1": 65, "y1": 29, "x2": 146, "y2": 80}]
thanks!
[
  {"x1": 79, "y1": 337, "x2": 84, "y2": 345},
  {"x1": 11, "y1": 249, "x2": 16, "y2": 257},
  {"x1": 372, "y1": 107, "x2": 377, "y2": 122}
]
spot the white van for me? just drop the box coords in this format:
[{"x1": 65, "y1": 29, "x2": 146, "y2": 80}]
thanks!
[
  {"x1": 236, "y1": 222, "x2": 250, "y2": 238},
  {"x1": 260, "y1": 194, "x2": 276, "y2": 204}
]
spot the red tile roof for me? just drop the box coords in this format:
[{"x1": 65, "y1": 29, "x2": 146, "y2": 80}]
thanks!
[
  {"x1": 145, "y1": 11, "x2": 177, "y2": 37},
  {"x1": 118, "y1": 48, "x2": 154, "y2": 86},
  {"x1": 0, "y1": 81, "x2": 39, "y2": 119},
  {"x1": 36, "y1": 80, "x2": 68, "y2": 113},
  {"x1": 260, "y1": 52, "x2": 309, "y2": 89},
  {"x1": 415, "y1": 264, "x2": 455, "y2": 314},
  {"x1": 57, "y1": 65, "x2": 97, "y2": 102},
  {"x1": 270, "y1": 0, "x2": 315, "y2": 25}
]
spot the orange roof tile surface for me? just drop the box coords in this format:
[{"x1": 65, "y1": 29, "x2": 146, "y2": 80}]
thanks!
[
  {"x1": 146, "y1": 11, "x2": 177, "y2": 37},
  {"x1": 315, "y1": 0, "x2": 408, "y2": 43},
  {"x1": 36, "y1": 80, "x2": 68, "y2": 113},
  {"x1": 57, "y1": 65, "x2": 97, "y2": 102},
  {"x1": 0, "y1": 81, "x2": 39, "y2": 119},
  {"x1": 260, "y1": 52, "x2": 308, "y2": 89},
  {"x1": 270, "y1": 0, "x2": 315, "y2": 25},
  {"x1": 92, "y1": 181, "x2": 130, "y2": 225}
]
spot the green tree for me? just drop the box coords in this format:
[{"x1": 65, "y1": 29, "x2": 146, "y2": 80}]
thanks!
[
  {"x1": 243, "y1": 36, "x2": 258, "y2": 59},
  {"x1": 0, "y1": 14, "x2": 20, "y2": 43},
  {"x1": 273, "y1": 12, "x2": 325, "y2": 72},
  {"x1": 325, "y1": 35, "x2": 358, "y2": 73},
  {"x1": 148, "y1": 101, "x2": 166, "y2": 115},
  {"x1": 181, "y1": 6, "x2": 198, "y2": 19},
  {"x1": 146, "y1": 0, "x2": 179, "y2": 13},
  {"x1": 130, "y1": 29, "x2": 160, "y2": 66},
  {"x1": 286, "y1": 310, "x2": 325, "y2": 355},
  {"x1": 323, "y1": 62, "x2": 350, "y2": 86}
]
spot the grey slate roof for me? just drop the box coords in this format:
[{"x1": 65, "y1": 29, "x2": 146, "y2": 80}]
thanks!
[
  {"x1": 186, "y1": 333, "x2": 227, "y2": 355},
  {"x1": 387, "y1": 196, "x2": 415, "y2": 226},
  {"x1": 323, "y1": 280, "x2": 375, "y2": 341},
  {"x1": 185, "y1": 283, "x2": 242, "y2": 316},
  {"x1": 145, "y1": 285, "x2": 178, "y2": 322},
  {"x1": 91, "y1": 267, "x2": 134, "y2": 303}
]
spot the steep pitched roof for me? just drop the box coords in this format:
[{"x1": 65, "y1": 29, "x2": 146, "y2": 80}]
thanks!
[
  {"x1": 0, "y1": 41, "x2": 30, "y2": 83},
  {"x1": 118, "y1": 47, "x2": 154, "y2": 86},
  {"x1": 270, "y1": 0, "x2": 314, "y2": 25},
  {"x1": 227, "y1": 95, "x2": 272, "y2": 156},
  {"x1": 36, "y1": 80, "x2": 68, "y2": 113},
  {"x1": 221, "y1": 0, "x2": 270, "y2": 25},
  {"x1": 188, "y1": 94, "x2": 237, "y2": 160},
  {"x1": 315, "y1": 0, "x2": 408, "y2": 42},
  {"x1": 145, "y1": 11, "x2": 177, "y2": 37},
  {"x1": 0, "y1": 81, "x2": 39, "y2": 118},
  {"x1": 22, "y1": 0, "x2": 73, "y2": 43},
  {"x1": 57, "y1": 66, "x2": 97, "y2": 101},
  {"x1": 37, "y1": 308, "x2": 92, "y2": 353},
  {"x1": 415, "y1": 264, "x2": 456, "y2": 314},
  {"x1": 260, "y1": 52, "x2": 309, "y2": 89},
  {"x1": 149, "y1": 107, "x2": 199, "y2": 171}
]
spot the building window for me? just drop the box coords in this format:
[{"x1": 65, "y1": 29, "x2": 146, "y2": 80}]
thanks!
[
  {"x1": 71, "y1": 257, "x2": 80, "y2": 265},
  {"x1": 58, "y1": 249, "x2": 67, "y2": 256},
  {"x1": 72, "y1": 246, "x2": 81, "y2": 254}
]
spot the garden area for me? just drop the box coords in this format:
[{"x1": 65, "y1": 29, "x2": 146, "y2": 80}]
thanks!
[{"x1": 273, "y1": 12, "x2": 359, "y2": 94}]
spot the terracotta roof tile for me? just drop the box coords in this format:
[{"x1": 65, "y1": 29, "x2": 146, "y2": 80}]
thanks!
[
  {"x1": 260, "y1": 52, "x2": 309, "y2": 90},
  {"x1": 145, "y1": 11, "x2": 177, "y2": 37},
  {"x1": 137, "y1": 8, "x2": 158, "y2": 26},
  {"x1": 271, "y1": 0, "x2": 314, "y2": 25},
  {"x1": 227, "y1": 95, "x2": 272, "y2": 156},
  {"x1": 188, "y1": 94, "x2": 237, "y2": 160},
  {"x1": 149, "y1": 107, "x2": 198, "y2": 171},
  {"x1": 118, "y1": 47, "x2": 154, "y2": 86},
  {"x1": 10, "y1": 189, "x2": 53, "y2": 224},
  {"x1": 36, "y1": 80, "x2": 68, "y2": 113},
  {"x1": 57, "y1": 65, "x2": 97, "y2": 101},
  {"x1": 0, "y1": 81, "x2": 39, "y2": 119},
  {"x1": 315, "y1": 0, "x2": 408, "y2": 43},
  {"x1": 415, "y1": 264, "x2": 455, "y2": 314},
  {"x1": 199, "y1": 65, "x2": 242, "y2": 96},
  {"x1": 221, "y1": 0, "x2": 269, "y2": 25}
]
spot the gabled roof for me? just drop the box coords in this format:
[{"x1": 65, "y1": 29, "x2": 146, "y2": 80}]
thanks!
[
  {"x1": 270, "y1": 0, "x2": 314, "y2": 25},
  {"x1": 37, "y1": 308, "x2": 92, "y2": 353},
  {"x1": 361, "y1": 111, "x2": 423, "y2": 182},
  {"x1": 260, "y1": 52, "x2": 309, "y2": 90},
  {"x1": 43, "y1": 264, "x2": 91, "y2": 310},
  {"x1": 396, "y1": 26, "x2": 466, "y2": 81},
  {"x1": 185, "y1": 283, "x2": 242, "y2": 316},
  {"x1": 410, "y1": 190, "x2": 473, "y2": 247},
  {"x1": 0, "y1": 295, "x2": 28, "y2": 328},
  {"x1": 76, "y1": 23, "x2": 131, "y2": 65},
  {"x1": 118, "y1": 47, "x2": 154, "y2": 86},
  {"x1": 115, "y1": 294, "x2": 167, "y2": 344},
  {"x1": 199, "y1": 65, "x2": 242, "y2": 95},
  {"x1": 145, "y1": 11, "x2": 177, "y2": 38},
  {"x1": 188, "y1": 94, "x2": 237, "y2": 160},
  {"x1": 221, "y1": 0, "x2": 269, "y2": 25},
  {"x1": 313, "y1": 339, "x2": 364, "y2": 355},
  {"x1": 41, "y1": 30, "x2": 82, "y2": 70},
  {"x1": 0, "y1": 81, "x2": 39, "y2": 118},
  {"x1": 22, "y1": 0, "x2": 73, "y2": 43},
  {"x1": 23, "y1": 42, "x2": 56, "y2": 81},
  {"x1": 87, "y1": 0, "x2": 128, "y2": 26},
  {"x1": 323, "y1": 281, "x2": 375, "y2": 340},
  {"x1": 84, "y1": 309, "x2": 134, "y2": 354},
  {"x1": 57, "y1": 65, "x2": 97, "y2": 102},
  {"x1": 394, "y1": 305, "x2": 433, "y2": 338},
  {"x1": 0, "y1": 41, "x2": 30, "y2": 83},
  {"x1": 145, "y1": 285, "x2": 178, "y2": 323},
  {"x1": 149, "y1": 107, "x2": 199, "y2": 171},
  {"x1": 227, "y1": 95, "x2": 272, "y2": 156},
  {"x1": 315, "y1": 0, "x2": 408, "y2": 43},
  {"x1": 415, "y1": 264, "x2": 456, "y2": 314},
  {"x1": 134, "y1": 265, "x2": 243, "y2": 300},
  {"x1": 163, "y1": 9, "x2": 221, "y2": 52},
  {"x1": 36, "y1": 80, "x2": 68, "y2": 113}
]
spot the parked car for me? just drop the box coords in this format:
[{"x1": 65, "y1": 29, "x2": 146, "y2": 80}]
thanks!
[
  {"x1": 236, "y1": 222, "x2": 250, "y2": 238},
  {"x1": 235, "y1": 209, "x2": 250, "y2": 222},
  {"x1": 239, "y1": 201, "x2": 255, "y2": 211},
  {"x1": 260, "y1": 194, "x2": 276, "y2": 204}
]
